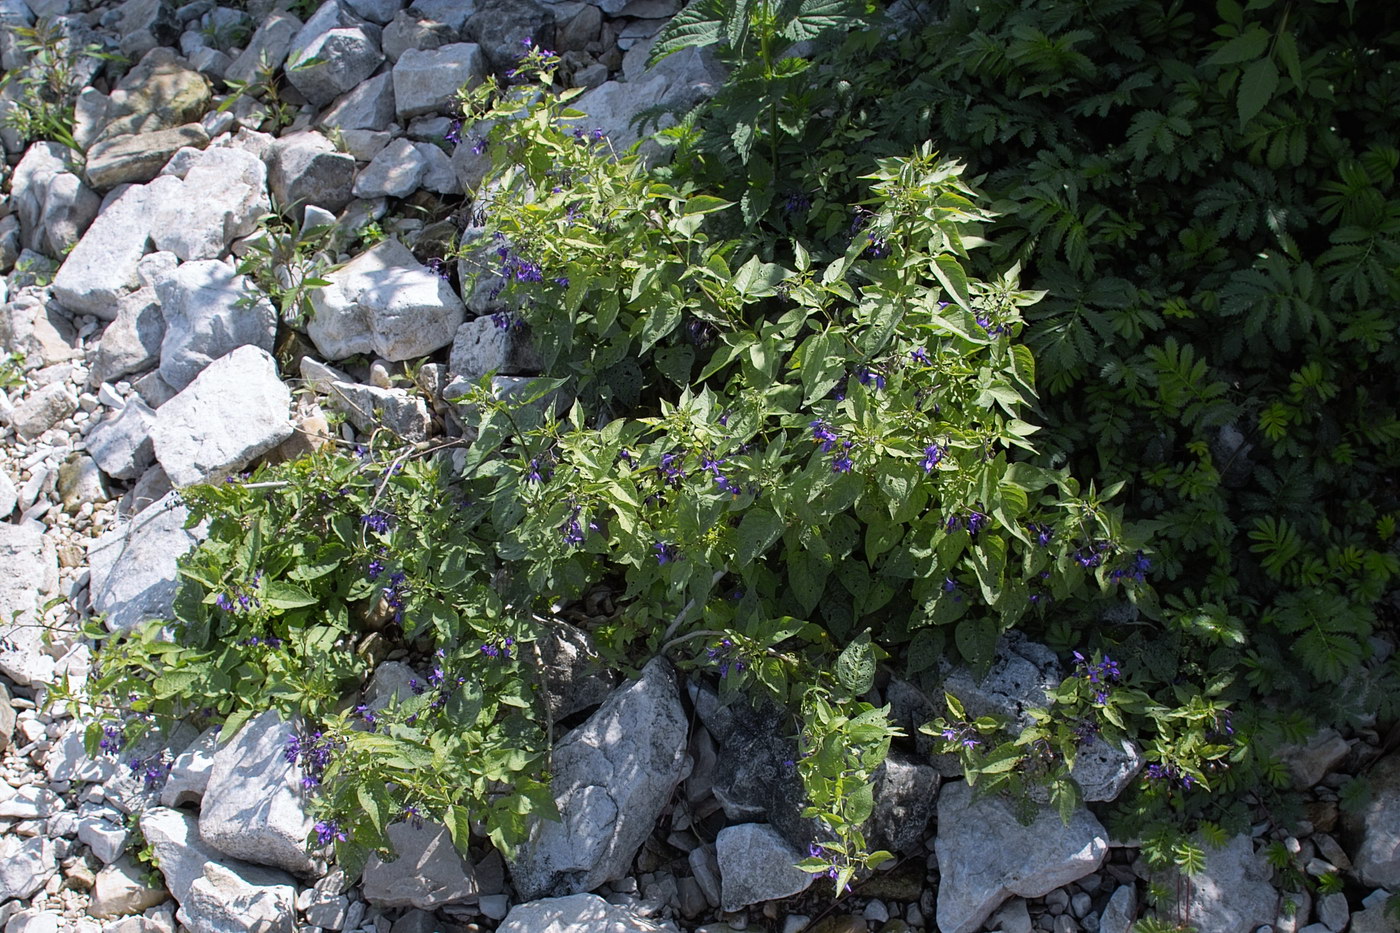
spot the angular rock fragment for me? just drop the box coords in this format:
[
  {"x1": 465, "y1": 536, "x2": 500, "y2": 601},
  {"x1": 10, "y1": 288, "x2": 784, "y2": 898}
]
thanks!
[
  {"x1": 150, "y1": 147, "x2": 269, "y2": 261},
  {"x1": 715, "y1": 823, "x2": 813, "y2": 912},
  {"x1": 85, "y1": 398, "x2": 157, "y2": 481},
  {"x1": 87, "y1": 490, "x2": 202, "y2": 632},
  {"x1": 0, "y1": 522, "x2": 59, "y2": 686},
  {"x1": 362, "y1": 821, "x2": 476, "y2": 909},
  {"x1": 498, "y1": 893, "x2": 667, "y2": 933},
  {"x1": 392, "y1": 42, "x2": 483, "y2": 120},
  {"x1": 285, "y1": 0, "x2": 385, "y2": 107},
  {"x1": 155, "y1": 260, "x2": 276, "y2": 391}
]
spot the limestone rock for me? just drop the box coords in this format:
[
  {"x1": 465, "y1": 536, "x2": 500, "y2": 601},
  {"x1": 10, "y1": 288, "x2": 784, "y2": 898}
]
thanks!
[
  {"x1": 1147, "y1": 833, "x2": 1279, "y2": 933},
  {"x1": 88, "y1": 491, "x2": 202, "y2": 632},
  {"x1": 1278, "y1": 728, "x2": 1351, "y2": 790},
  {"x1": 362, "y1": 821, "x2": 476, "y2": 909},
  {"x1": 497, "y1": 893, "x2": 667, "y2": 933},
  {"x1": 715, "y1": 823, "x2": 813, "y2": 912},
  {"x1": 1099, "y1": 884, "x2": 1137, "y2": 933},
  {"x1": 934, "y1": 780, "x2": 1108, "y2": 933},
  {"x1": 444, "y1": 314, "x2": 541, "y2": 397},
  {"x1": 307, "y1": 237, "x2": 465, "y2": 361},
  {"x1": 319, "y1": 71, "x2": 395, "y2": 132},
  {"x1": 85, "y1": 398, "x2": 158, "y2": 481},
  {"x1": 58, "y1": 452, "x2": 108, "y2": 511},
  {"x1": 139, "y1": 807, "x2": 231, "y2": 903},
  {"x1": 85, "y1": 124, "x2": 211, "y2": 191},
  {"x1": 326, "y1": 380, "x2": 432, "y2": 441},
  {"x1": 1352, "y1": 752, "x2": 1400, "y2": 888},
  {"x1": 97, "y1": 49, "x2": 211, "y2": 142},
  {"x1": 391, "y1": 42, "x2": 483, "y2": 121},
  {"x1": 179, "y1": 860, "x2": 296, "y2": 933},
  {"x1": 381, "y1": 9, "x2": 453, "y2": 62},
  {"x1": 266, "y1": 131, "x2": 357, "y2": 216},
  {"x1": 11, "y1": 381, "x2": 76, "y2": 439},
  {"x1": 198, "y1": 708, "x2": 316, "y2": 876},
  {"x1": 285, "y1": 0, "x2": 385, "y2": 107},
  {"x1": 536, "y1": 619, "x2": 619, "y2": 722},
  {"x1": 0, "y1": 522, "x2": 59, "y2": 686},
  {"x1": 865, "y1": 752, "x2": 939, "y2": 855},
  {"x1": 88, "y1": 856, "x2": 170, "y2": 919},
  {"x1": 92, "y1": 287, "x2": 165, "y2": 384},
  {"x1": 160, "y1": 725, "x2": 222, "y2": 808},
  {"x1": 224, "y1": 11, "x2": 303, "y2": 85},
  {"x1": 155, "y1": 259, "x2": 277, "y2": 391},
  {"x1": 151, "y1": 345, "x2": 293, "y2": 486},
  {"x1": 511, "y1": 658, "x2": 689, "y2": 899},
  {"x1": 150, "y1": 147, "x2": 269, "y2": 260},
  {"x1": 352, "y1": 137, "x2": 426, "y2": 198},
  {"x1": 0, "y1": 836, "x2": 56, "y2": 901},
  {"x1": 52, "y1": 175, "x2": 181, "y2": 319}
]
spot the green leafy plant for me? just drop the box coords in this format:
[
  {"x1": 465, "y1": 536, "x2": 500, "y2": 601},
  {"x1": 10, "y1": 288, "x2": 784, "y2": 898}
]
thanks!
[{"x1": 0, "y1": 20, "x2": 116, "y2": 149}]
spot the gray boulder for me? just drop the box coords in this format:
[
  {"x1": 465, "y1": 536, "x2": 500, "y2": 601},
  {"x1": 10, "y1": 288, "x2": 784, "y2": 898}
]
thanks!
[
  {"x1": 1278, "y1": 727, "x2": 1351, "y2": 790},
  {"x1": 155, "y1": 260, "x2": 276, "y2": 391},
  {"x1": 52, "y1": 175, "x2": 181, "y2": 319},
  {"x1": 381, "y1": 9, "x2": 454, "y2": 62},
  {"x1": 150, "y1": 147, "x2": 269, "y2": 260},
  {"x1": 392, "y1": 42, "x2": 483, "y2": 121},
  {"x1": 536, "y1": 619, "x2": 619, "y2": 722},
  {"x1": 266, "y1": 131, "x2": 357, "y2": 216},
  {"x1": 11, "y1": 381, "x2": 75, "y2": 439},
  {"x1": 511, "y1": 658, "x2": 689, "y2": 899},
  {"x1": 1072, "y1": 733, "x2": 1144, "y2": 803},
  {"x1": 715, "y1": 823, "x2": 813, "y2": 912},
  {"x1": 935, "y1": 780, "x2": 1108, "y2": 933},
  {"x1": 307, "y1": 237, "x2": 465, "y2": 361},
  {"x1": 140, "y1": 807, "x2": 233, "y2": 903},
  {"x1": 88, "y1": 856, "x2": 170, "y2": 919},
  {"x1": 1099, "y1": 884, "x2": 1137, "y2": 933},
  {"x1": 285, "y1": 0, "x2": 385, "y2": 107},
  {"x1": 319, "y1": 71, "x2": 395, "y2": 132},
  {"x1": 12, "y1": 141, "x2": 98, "y2": 257},
  {"x1": 464, "y1": 0, "x2": 552, "y2": 72},
  {"x1": 362, "y1": 821, "x2": 476, "y2": 909},
  {"x1": 0, "y1": 292, "x2": 80, "y2": 363},
  {"x1": 498, "y1": 893, "x2": 667, "y2": 933},
  {"x1": 0, "y1": 836, "x2": 55, "y2": 901},
  {"x1": 224, "y1": 11, "x2": 303, "y2": 86},
  {"x1": 199, "y1": 709, "x2": 316, "y2": 875},
  {"x1": 414, "y1": 140, "x2": 458, "y2": 194},
  {"x1": 96, "y1": 48, "x2": 211, "y2": 142},
  {"x1": 1352, "y1": 751, "x2": 1400, "y2": 887},
  {"x1": 92, "y1": 287, "x2": 165, "y2": 384},
  {"x1": 85, "y1": 123, "x2": 211, "y2": 191},
  {"x1": 160, "y1": 725, "x2": 222, "y2": 808},
  {"x1": 1147, "y1": 833, "x2": 1278, "y2": 933},
  {"x1": 343, "y1": 0, "x2": 402, "y2": 24},
  {"x1": 327, "y1": 380, "x2": 432, "y2": 441},
  {"x1": 866, "y1": 751, "x2": 939, "y2": 854},
  {"x1": 179, "y1": 860, "x2": 296, "y2": 933},
  {"x1": 444, "y1": 314, "x2": 541, "y2": 398},
  {"x1": 152, "y1": 345, "x2": 293, "y2": 487},
  {"x1": 0, "y1": 471, "x2": 14, "y2": 518},
  {"x1": 352, "y1": 137, "x2": 426, "y2": 198},
  {"x1": 85, "y1": 398, "x2": 158, "y2": 480},
  {"x1": 88, "y1": 490, "x2": 203, "y2": 632},
  {"x1": 0, "y1": 522, "x2": 59, "y2": 686}
]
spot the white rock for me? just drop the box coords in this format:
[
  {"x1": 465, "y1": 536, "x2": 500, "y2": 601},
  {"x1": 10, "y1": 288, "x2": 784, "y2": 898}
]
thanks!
[
  {"x1": 52, "y1": 175, "x2": 182, "y2": 319},
  {"x1": 497, "y1": 893, "x2": 667, "y2": 933},
  {"x1": 159, "y1": 725, "x2": 222, "y2": 808},
  {"x1": 413, "y1": 140, "x2": 458, "y2": 194},
  {"x1": 0, "y1": 470, "x2": 15, "y2": 517},
  {"x1": 150, "y1": 147, "x2": 269, "y2": 261},
  {"x1": 443, "y1": 315, "x2": 540, "y2": 397},
  {"x1": 935, "y1": 780, "x2": 1108, "y2": 933},
  {"x1": 352, "y1": 137, "x2": 426, "y2": 198},
  {"x1": 0, "y1": 835, "x2": 56, "y2": 901},
  {"x1": 511, "y1": 658, "x2": 689, "y2": 899},
  {"x1": 85, "y1": 397, "x2": 157, "y2": 481},
  {"x1": 139, "y1": 807, "x2": 231, "y2": 904},
  {"x1": 0, "y1": 522, "x2": 59, "y2": 686},
  {"x1": 1352, "y1": 753, "x2": 1400, "y2": 887},
  {"x1": 1099, "y1": 884, "x2": 1136, "y2": 933},
  {"x1": 715, "y1": 823, "x2": 813, "y2": 912},
  {"x1": 198, "y1": 709, "x2": 315, "y2": 876},
  {"x1": 320, "y1": 71, "x2": 395, "y2": 132},
  {"x1": 87, "y1": 491, "x2": 203, "y2": 632},
  {"x1": 362, "y1": 821, "x2": 476, "y2": 909},
  {"x1": 88, "y1": 855, "x2": 170, "y2": 919},
  {"x1": 224, "y1": 11, "x2": 303, "y2": 85},
  {"x1": 1148, "y1": 833, "x2": 1279, "y2": 933},
  {"x1": 92, "y1": 287, "x2": 165, "y2": 385},
  {"x1": 285, "y1": 0, "x2": 385, "y2": 107},
  {"x1": 155, "y1": 260, "x2": 277, "y2": 391},
  {"x1": 266, "y1": 130, "x2": 357, "y2": 216},
  {"x1": 151, "y1": 345, "x2": 293, "y2": 487},
  {"x1": 391, "y1": 43, "x2": 483, "y2": 121},
  {"x1": 77, "y1": 813, "x2": 129, "y2": 864},
  {"x1": 307, "y1": 237, "x2": 465, "y2": 361},
  {"x1": 179, "y1": 860, "x2": 296, "y2": 933},
  {"x1": 326, "y1": 381, "x2": 432, "y2": 441}
]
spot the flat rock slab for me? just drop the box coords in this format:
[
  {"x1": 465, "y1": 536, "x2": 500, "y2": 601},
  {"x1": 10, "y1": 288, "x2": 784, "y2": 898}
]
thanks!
[
  {"x1": 935, "y1": 780, "x2": 1108, "y2": 933},
  {"x1": 198, "y1": 709, "x2": 315, "y2": 876},
  {"x1": 150, "y1": 147, "x2": 269, "y2": 261},
  {"x1": 155, "y1": 260, "x2": 277, "y2": 391},
  {"x1": 498, "y1": 893, "x2": 668, "y2": 933},
  {"x1": 0, "y1": 522, "x2": 59, "y2": 686},
  {"x1": 140, "y1": 807, "x2": 234, "y2": 904},
  {"x1": 85, "y1": 397, "x2": 157, "y2": 481},
  {"x1": 87, "y1": 490, "x2": 203, "y2": 632},
  {"x1": 85, "y1": 123, "x2": 210, "y2": 190},
  {"x1": 152, "y1": 345, "x2": 293, "y2": 486},
  {"x1": 362, "y1": 821, "x2": 476, "y2": 909},
  {"x1": 0, "y1": 836, "x2": 56, "y2": 901},
  {"x1": 715, "y1": 823, "x2": 813, "y2": 912},
  {"x1": 511, "y1": 658, "x2": 689, "y2": 900},
  {"x1": 1148, "y1": 833, "x2": 1278, "y2": 933},
  {"x1": 179, "y1": 860, "x2": 296, "y2": 933},
  {"x1": 307, "y1": 237, "x2": 464, "y2": 362}
]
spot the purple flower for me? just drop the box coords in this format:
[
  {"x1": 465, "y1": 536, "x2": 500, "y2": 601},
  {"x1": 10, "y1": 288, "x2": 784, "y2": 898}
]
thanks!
[
  {"x1": 554, "y1": 276, "x2": 569, "y2": 288},
  {"x1": 526, "y1": 458, "x2": 545, "y2": 484},
  {"x1": 857, "y1": 368, "x2": 885, "y2": 391},
  {"x1": 471, "y1": 135, "x2": 487, "y2": 155},
  {"x1": 966, "y1": 511, "x2": 987, "y2": 535},
  {"x1": 654, "y1": 541, "x2": 678, "y2": 565},
  {"x1": 921, "y1": 443, "x2": 945, "y2": 473},
  {"x1": 362, "y1": 512, "x2": 391, "y2": 534},
  {"x1": 809, "y1": 419, "x2": 838, "y2": 453},
  {"x1": 367, "y1": 559, "x2": 384, "y2": 580},
  {"x1": 315, "y1": 820, "x2": 347, "y2": 846},
  {"x1": 832, "y1": 449, "x2": 854, "y2": 473},
  {"x1": 784, "y1": 192, "x2": 811, "y2": 214},
  {"x1": 444, "y1": 118, "x2": 462, "y2": 145},
  {"x1": 355, "y1": 704, "x2": 377, "y2": 728},
  {"x1": 910, "y1": 346, "x2": 931, "y2": 365},
  {"x1": 215, "y1": 593, "x2": 235, "y2": 612}
]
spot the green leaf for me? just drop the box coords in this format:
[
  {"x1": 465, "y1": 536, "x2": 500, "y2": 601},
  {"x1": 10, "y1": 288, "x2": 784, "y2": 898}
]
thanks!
[
  {"x1": 790, "y1": 548, "x2": 831, "y2": 615},
  {"x1": 931, "y1": 255, "x2": 972, "y2": 309},
  {"x1": 906, "y1": 627, "x2": 944, "y2": 677},
  {"x1": 264, "y1": 580, "x2": 318, "y2": 609},
  {"x1": 218, "y1": 706, "x2": 255, "y2": 743},
  {"x1": 732, "y1": 255, "x2": 790, "y2": 299},
  {"x1": 846, "y1": 780, "x2": 875, "y2": 823},
  {"x1": 1237, "y1": 57, "x2": 1278, "y2": 128},
  {"x1": 648, "y1": 0, "x2": 723, "y2": 64},
  {"x1": 835, "y1": 630, "x2": 876, "y2": 694},
  {"x1": 1206, "y1": 26, "x2": 1268, "y2": 65},
  {"x1": 799, "y1": 331, "x2": 845, "y2": 406},
  {"x1": 954, "y1": 616, "x2": 999, "y2": 674},
  {"x1": 447, "y1": 804, "x2": 473, "y2": 850},
  {"x1": 736, "y1": 509, "x2": 784, "y2": 565}
]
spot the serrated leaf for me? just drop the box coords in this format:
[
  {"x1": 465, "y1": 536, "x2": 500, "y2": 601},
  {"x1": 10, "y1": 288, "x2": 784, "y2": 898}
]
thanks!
[
  {"x1": 1206, "y1": 26, "x2": 1268, "y2": 65},
  {"x1": 1238, "y1": 58, "x2": 1278, "y2": 128}
]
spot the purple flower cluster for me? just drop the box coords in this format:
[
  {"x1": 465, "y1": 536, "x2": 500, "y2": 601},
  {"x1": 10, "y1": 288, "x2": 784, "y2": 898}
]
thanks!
[
  {"x1": 214, "y1": 570, "x2": 264, "y2": 614},
  {"x1": 444, "y1": 118, "x2": 462, "y2": 145},
  {"x1": 857, "y1": 368, "x2": 885, "y2": 391},
  {"x1": 99, "y1": 723, "x2": 125, "y2": 755},
  {"x1": 1145, "y1": 761, "x2": 1196, "y2": 789},
  {"x1": 361, "y1": 511, "x2": 392, "y2": 534},
  {"x1": 784, "y1": 192, "x2": 811, "y2": 214},
  {"x1": 660, "y1": 451, "x2": 687, "y2": 487},
  {"x1": 492, "y1": 310, "x2": 525, "y2": 331},
  {"x1": 946, "y1": 511, "x2": 988, "y2": 535},
  {"x1": 571, "y1": 126, "x2": 606, "y2": 144},
  {"x1": 910, "y1": 346, "x2": 931, "y2": 365},
  {"x1": 976, "y1": 313, "x2": 1009, "y2": 336},
  {"x1": 315, "y1": 819, "x2": 348, "y2": 846},
  {"x1": 863, "y1": 233, "x2": 890, "y2": 259},
  {"x1": 383, "y1": 571, "x2": 408, "y2": 624},
  {"x1": 481, "y1": 636, "x2": 515, "y2": 659},
  {"x1": 939, "y1": 720, "x2": 982, "y2": 750},
  {"x1": 1074, "y1": 540, "x2": 1113, "y2": 568},
  {"x1": 706, "y1": 638, "x2": 746, "y2": 679},
  {"x1": 699, "y1": 454, "x2": 743, "y2": 495},
  {"x1": 921, "y1": 443, "x2": 946, "y2": 474},
  {"x1": 1110, "y1": 550, "x2": 1152, "y2": 584},
  {"x1": 1027, "y1": 523, "x2": 1054, "y2": 547},
  {"x1": 238, "y1": 634, "x2": 283, "y2": 648},
  {"x1": 653, "y1": 541, "x2": 679, "y2": 565},
  {"x1": 426, "y1": 257, "x2": 452, "y2": 281},
  {"x1": 560, "y1": 506, "x2": 598, "y2": 547},
  {"x1": 285, "y1": 731, "x2": 339, "y2": 789},
  {"x1": 810, "y1": 419, "x2": 855, "y2": 473},
  {"x1": 1072, "y1": 651, "x2": 1122, "y2": 705},
  {"x1": 127, "y1": 752, "x2": 171, "y2": 790}
]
